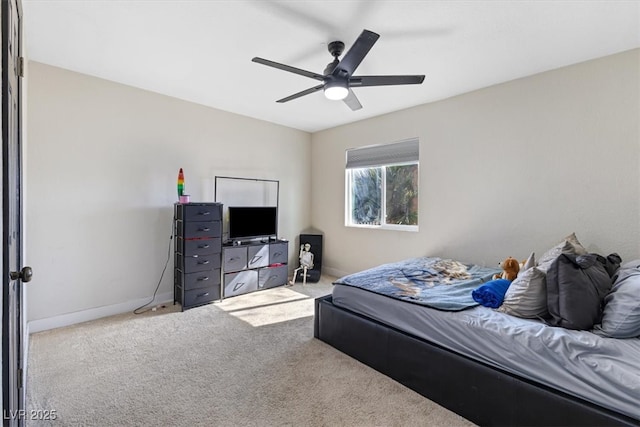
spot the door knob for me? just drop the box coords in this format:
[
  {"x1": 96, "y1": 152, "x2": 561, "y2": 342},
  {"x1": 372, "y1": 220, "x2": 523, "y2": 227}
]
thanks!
[{"x1": 10, "y1": 266, "x2": 33, "y2": 283}]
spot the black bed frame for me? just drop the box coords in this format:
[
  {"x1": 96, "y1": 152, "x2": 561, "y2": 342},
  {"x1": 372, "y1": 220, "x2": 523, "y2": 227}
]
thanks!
[{"x1": 314, "y1": 294, "x2": 639, "y2": 427}]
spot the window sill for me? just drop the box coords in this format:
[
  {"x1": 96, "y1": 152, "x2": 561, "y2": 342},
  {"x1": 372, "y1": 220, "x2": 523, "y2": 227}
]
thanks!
[{"x1": 346, "y1": 224, "x2": 419, "y2": 232}]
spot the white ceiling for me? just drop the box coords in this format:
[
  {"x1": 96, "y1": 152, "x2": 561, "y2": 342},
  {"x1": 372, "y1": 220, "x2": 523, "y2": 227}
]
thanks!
[{"x1": 22, "y1": 1, "x2": 640, "y2": 133}]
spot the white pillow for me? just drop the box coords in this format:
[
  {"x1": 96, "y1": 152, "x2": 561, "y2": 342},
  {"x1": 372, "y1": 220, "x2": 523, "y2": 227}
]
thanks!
[
  {"x1": 565, "y1": 232, "x2": 588, "y2": 255},
  {"x1": 522, "y1": 252, "x2": 536, "y2": 272},
  {"x1": 593, "y1": 269, "x2": 640, "y2": 338},
  {"x1": 619, "y1": 259, "x2": 640, "y2": 271},
  {"x1": 498, "y1": 267, "x2": 548, "y2": 318}
]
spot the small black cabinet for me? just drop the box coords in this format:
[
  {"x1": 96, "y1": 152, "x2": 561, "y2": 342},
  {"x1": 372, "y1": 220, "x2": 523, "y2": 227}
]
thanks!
[{"x1": 174, "y1": 203, "x2": 223, "y2": 311}]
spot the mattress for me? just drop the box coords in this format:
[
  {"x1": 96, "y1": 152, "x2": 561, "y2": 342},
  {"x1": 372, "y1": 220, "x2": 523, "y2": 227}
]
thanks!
[{"x1": 332, "y1": 283, "x2": 640, "y2": 420}]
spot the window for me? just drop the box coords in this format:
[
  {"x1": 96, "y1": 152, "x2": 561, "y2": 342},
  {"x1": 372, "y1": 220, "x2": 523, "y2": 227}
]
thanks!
[{"x1": 345, "y1": 138, "x2": 419, "y2": 230}]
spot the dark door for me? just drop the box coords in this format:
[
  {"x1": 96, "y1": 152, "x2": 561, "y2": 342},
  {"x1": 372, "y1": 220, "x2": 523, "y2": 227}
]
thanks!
[{"x1": 2, "y1": 0, "x2": 29, "y2": 425}]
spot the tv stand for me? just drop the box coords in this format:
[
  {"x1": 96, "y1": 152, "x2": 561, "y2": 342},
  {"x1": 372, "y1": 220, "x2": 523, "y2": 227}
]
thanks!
[
  {"x1": 231, "y1": 236, "x2": 275, "y2": 246},
  {"x1": 221, "y1": 239, "x2": 289, "y2": 298}
]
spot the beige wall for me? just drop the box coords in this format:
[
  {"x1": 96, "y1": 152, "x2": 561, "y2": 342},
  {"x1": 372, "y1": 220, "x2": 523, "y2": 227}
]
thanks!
[
  {"x1": 311, "y1": 49, "x2": 640, "y2": 276},
  {"x1": 26, "y1": 49, "x2": 640, "y2": 325},
  {"x1": 26, "y1": 62, "x2": 311, "y2": 322}
]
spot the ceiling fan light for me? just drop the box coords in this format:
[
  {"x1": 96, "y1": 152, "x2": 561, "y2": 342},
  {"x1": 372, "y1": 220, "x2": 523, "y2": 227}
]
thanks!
[{"x1": 324, "y1": 84, "x2": 349, "y2": 101}]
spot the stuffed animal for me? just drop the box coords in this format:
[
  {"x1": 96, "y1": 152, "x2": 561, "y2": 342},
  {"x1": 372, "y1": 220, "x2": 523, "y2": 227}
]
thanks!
[{"x1": 493, "y1": 257, "x2": 520, "y2": 281}]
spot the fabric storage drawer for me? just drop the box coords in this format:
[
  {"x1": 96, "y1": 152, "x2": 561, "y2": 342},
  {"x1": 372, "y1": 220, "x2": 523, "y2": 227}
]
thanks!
[
  {"x1": 180, "y1": 269, "x2": 221, "y2": 291},
  {"x1": 174, "y1": 202, "x2": 223, "y2": 311},
  {"x1": 178, "y1": 220, "x2": 221, "y2": 239},
  {"x1": 178, "y1": 204, "x2": 222, "y2": 222},
  {"x1": 223, "y1": 246, "x2": 247, "y2": 272},
  {"x1": 177, "y1": 253, "x2": 221, "y2": 272},
  {"x1": 248, "y1": 244, "x2": 269, "y2": 269},
  {"x1": 269, "y1": 242, "x2": 288, "y2": 265},
  {"x1": 182, "y1": 237, "x2": 221, "y2": 256},
  {"x1": 184, "y1": 286, "x2": 219, "y2": 307},
  {"x1": 224, "y1": 270, "x2": 258, "y2": 297},
  {"x1": 258, "y1": 265, "x2": 288, "y2": 289}
]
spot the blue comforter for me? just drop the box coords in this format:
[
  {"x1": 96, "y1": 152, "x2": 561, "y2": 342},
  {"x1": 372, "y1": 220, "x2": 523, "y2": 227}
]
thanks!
[{"x1": 334, "y1": 257, "x2": 501, "y2": 311}]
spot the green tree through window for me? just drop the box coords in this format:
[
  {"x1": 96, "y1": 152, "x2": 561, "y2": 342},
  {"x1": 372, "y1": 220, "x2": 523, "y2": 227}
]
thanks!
[
  {"x1": 348, "y1": 163, "x2": 418, "y2": 228},
  {"x1": 346, "y1": 138, "x2": 419, "y2": 230},
  {"x1": 351, "y1": 168, "x2": 382, "y2": 225},
  {"x1": 386, "y1": 164, "x2": 418, "y2": 225}
]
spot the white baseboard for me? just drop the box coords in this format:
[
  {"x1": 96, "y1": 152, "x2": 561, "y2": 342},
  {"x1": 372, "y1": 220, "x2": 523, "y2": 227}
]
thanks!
[{"x1": 28, "y1": 292, "x2": 174, "y2": 334}]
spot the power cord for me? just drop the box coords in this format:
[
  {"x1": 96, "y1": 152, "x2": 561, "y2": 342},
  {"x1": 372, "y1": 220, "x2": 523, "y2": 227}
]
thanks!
[{"x1": 134, "y1": 218, "x2": 174, "y2": 315}]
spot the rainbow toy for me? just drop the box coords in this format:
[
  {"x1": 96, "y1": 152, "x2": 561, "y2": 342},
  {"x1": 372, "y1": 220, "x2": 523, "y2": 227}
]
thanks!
[{"x1": 177, "y1": 168, "x2": 185, "y2": 197}]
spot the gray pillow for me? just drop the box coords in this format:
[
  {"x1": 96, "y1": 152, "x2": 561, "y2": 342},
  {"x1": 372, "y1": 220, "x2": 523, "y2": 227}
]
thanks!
[
  {"x1": 546, "y1": 253, "x2": 612, "y2": 330},
  {"x1": 498, "y1": 267, "x2": 548, "y2": 318},
  {"x1": 593, "y1": 268, "x2": 640, "y2": 338},
  {"x1": 538, "y1": 233, "x2": 587, "y2": 266}
]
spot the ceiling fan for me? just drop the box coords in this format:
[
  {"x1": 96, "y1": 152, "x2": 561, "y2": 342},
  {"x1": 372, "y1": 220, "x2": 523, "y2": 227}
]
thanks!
[{"x1": 252, "y1": 29, "x2": 425, "y2": 111}]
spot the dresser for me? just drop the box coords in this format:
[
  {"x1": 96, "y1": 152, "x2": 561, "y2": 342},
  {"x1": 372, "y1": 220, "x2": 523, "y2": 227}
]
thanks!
[
  {"x1": 174, "y1": 202, "x2": 223, "y2": 311},
  {"x1": 222, "y1": 240, "x2": 289, "y2": 298}
]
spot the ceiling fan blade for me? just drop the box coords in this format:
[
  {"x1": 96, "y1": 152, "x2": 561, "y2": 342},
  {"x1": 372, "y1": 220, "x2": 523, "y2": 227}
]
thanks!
[
  {"x1": 252, "y1": 57, "x2": 325, "y2": 81},
  {"x1": 343, "y1": 89, "x2": 362, "y2": 111},
  {"x1": 350, "y1": 75, "x2": 425, "y2": 87},
  {"x1": 276, "y1": 84, "x2": 324, "y2": 103},
  {"x1": 333, "y1": 29, "x2": 380, "y2": 76}
]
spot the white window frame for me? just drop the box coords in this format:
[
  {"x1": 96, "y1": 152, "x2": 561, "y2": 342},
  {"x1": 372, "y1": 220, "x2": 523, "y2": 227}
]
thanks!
[{"x1": 345, "y1": 138, "x2": 419, "y2": 232}]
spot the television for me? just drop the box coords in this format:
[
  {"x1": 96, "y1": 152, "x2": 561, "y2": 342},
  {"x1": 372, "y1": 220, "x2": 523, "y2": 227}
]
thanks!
[{"x1": 228, "y1": 206, "x2": 277, "y2": 241}]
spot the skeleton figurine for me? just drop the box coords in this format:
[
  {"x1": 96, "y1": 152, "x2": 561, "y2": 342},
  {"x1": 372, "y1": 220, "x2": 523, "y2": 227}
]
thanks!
[{"x1": 289, "y1": 243, "x2": 314, "y2": 285}]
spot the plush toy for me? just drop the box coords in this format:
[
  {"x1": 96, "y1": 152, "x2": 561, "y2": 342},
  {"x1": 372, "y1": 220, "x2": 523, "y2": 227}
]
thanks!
[{"x1": 493, "y1": 257, "x2": 520, "y2": 282}]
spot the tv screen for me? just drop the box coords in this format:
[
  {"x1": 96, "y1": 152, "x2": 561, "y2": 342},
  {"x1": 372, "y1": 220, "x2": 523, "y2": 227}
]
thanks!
[{"x1": 228, "y1": 206, "x2": 277, "y2": 240}]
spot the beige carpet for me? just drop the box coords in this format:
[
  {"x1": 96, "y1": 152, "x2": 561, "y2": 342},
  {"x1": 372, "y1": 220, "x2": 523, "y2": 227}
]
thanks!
[{"x1": 27, "y1": 276, "x2": 474, "y2": 426}]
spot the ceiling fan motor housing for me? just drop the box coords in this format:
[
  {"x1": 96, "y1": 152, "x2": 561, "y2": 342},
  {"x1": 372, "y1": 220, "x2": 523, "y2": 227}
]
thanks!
[
  {"x1": 328, "y1": 40, "x2": 345, "y2": 58},
  {"x1": 324, "y1": 73, "x2": 348, "y2": 86}
]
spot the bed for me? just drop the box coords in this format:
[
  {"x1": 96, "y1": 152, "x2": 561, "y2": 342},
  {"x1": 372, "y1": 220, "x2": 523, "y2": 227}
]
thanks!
[{"x1": 314, "y1": 254, "x2": 640, "y2": 426}]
